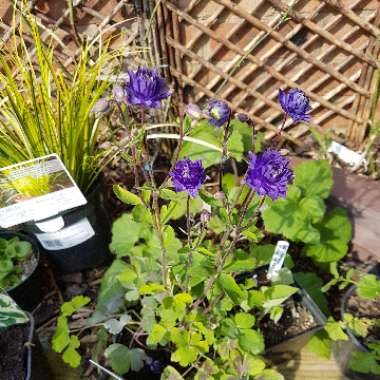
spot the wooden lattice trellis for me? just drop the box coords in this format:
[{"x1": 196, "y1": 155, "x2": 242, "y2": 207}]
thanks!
[
  {"x1": 0, "y1": 0, "x2": 162, "y2": 83},
  {"x1": 157, "y1": 0, "x2": 380, "y2": 148}
]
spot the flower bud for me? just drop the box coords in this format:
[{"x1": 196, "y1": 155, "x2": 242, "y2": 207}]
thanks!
[
  {"x1": 185, "y1": 103, "x2": 202, "y2": 120},
  {"x1": 214, "y1": 191, "x2": 225, "y2": 200},
  {"x1": 200, "y1": 209, "x2": 211, "y2": 224},
  {"x1": 91, "y1": 98, "x2": 110, "y2": 114},
  {"x1": 112, "y1": 84, "x2": 126, "y2": 103},
  {"x1": 235, "y1": 113, "x2": 249, "y2": 122}
]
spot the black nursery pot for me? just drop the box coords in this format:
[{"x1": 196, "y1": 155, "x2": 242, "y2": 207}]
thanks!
[
  {"x1": 237, "y1": 266, "x2": 326, "y2": 358},
  {"x1": 23, "y1": 182, "x2": 111, "y2": 274},
  {"x1": 333, "y1": 265, "x2": 380, "y2": 380},
  {"x1": 1, "y1": 232, "x2": 44, "y2": 312},
  {"x1": 0, "y1": 313, "x2": 51, "y2": 380}
]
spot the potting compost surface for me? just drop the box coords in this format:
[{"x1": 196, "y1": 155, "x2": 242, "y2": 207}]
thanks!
[
  {"x1": 0, "y1": 323, "x2": 28, "y2": 380},
  {"x1": 259, "y1": 299, "x2": 318, "y2": 348},
  {"x1": 346, "y1": 291, "x2": 380, "y2": 346}
]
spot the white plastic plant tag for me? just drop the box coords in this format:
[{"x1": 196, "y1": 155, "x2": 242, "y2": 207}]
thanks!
[
  {"x1": 35, "y1": 217, "x2": 95, "y2": 251},
  {"x1": 35, "y1": 216, "x2": 65, "y2": 232},
  {"x1": 328, "y1": 141, "x2": 364, "y2": 167},
  {"x1": 267, "y1": 240, "x2": 289, "y2": 280},
  {"x1": 0, "y1": 154, "x2": 87, "y2": 228}
]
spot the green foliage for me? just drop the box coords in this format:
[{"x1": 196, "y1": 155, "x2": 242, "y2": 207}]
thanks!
[
  {"x1": 0, "y1": 236, "x2": 33, "y2": 289},
  {"x1": 263, "y1": 160, "x2": 352, "y2": 266},
  {"x1": 0, "y1": 293, "x2": 29, "y2": 327},
  {"x1": 306, "y1": 330, "x2": 332, "y2": 359},
  {"x1": 350, "y1": 342, "x2": 380, "y2": 375},
  {"x1": 302, "y1": 208, "x2": 352, "y2": 264},
  {"x1": 356, "y1": 274, "x2": 380, "y2": 299},
  {"x1": 105, "y1": 344, "x2": 147, "y2": 374},
  {"x1": 0, "y1": 14, "x2": 125, "y2": 191},
  {"x1": 294, "y1": 273, "x2": 329, "y2": 314},
  {"x1": 52, "y1": 296, "x2": 90, "y2": 368},
  {"x1": 179, "y1": 119, "x2": 252, "y2": 168}
]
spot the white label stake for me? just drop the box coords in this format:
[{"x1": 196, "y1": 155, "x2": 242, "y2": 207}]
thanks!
[{"x1": 268, "y1": 241, "x2": 289, "y2": 280}]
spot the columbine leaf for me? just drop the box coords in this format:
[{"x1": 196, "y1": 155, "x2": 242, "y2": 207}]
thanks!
[
  {"x1": 356, "y1": 274, "x2": 380, "y2": 299},
  {"x1": 238, "y1": 329, "x2": 265, "y2": 355},
  {"x1": 161, "y1": 366, "x2": 185, "y2": 380},
  {"x1": 217, "y1": 274, "x2": 246, "y2": 304},
  {"x1": 234, "y1": 312, "x2": 256, "y2": 329},
  {"x1": 303, "y1": 208, "x2": 352, "y2": 264},
  {"x1": 325, "y1": 317, "x2": 349, "y2": 341},
  {"x1": 171, "y1": 346, "x2": 198, "y2": 367},
  {"x1": 105, "y1": 343, "x2": 131, "y2": 375},
  {"x1": 113, "y1": 185, "x2": 143, "y2": 205},
  {"x1": 294, "y1": 160, "x2": 333, "y2": 199},
  {"x1": 61, "y1": 295, "x2": 91, "y2": 317},
  {"x1": 306, "y1": 330, "x2": 331, "y2": 359},
  {"x1": 263, "y1": 285, "x2": 298, "y2": 309},
  {"x1": 262, "y1": 189, "x2": 320, "y2": 244},
  {"x1": 110, "y1": 214, "x2": 141, "y2": 257},
  {"x1": 62, "y1": 336, "x2": 81, "y2": 368}
]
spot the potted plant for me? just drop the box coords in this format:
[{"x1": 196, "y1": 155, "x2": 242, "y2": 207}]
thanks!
[
  {"x1": 0, "y1": 293, "x2": 51, "y2": 380},
  {"x1": 0, "y1": 231, "x2": 43, "y2": 311},
  {"x1": 329, "y1": 265, "x2": 380, "y2": 379},
  {"x1": 50, "y1": 74, "x2": 332, "y2": 378},
  {"x1": 0, "y1": 13, "x2": 130, "y2": 273}
]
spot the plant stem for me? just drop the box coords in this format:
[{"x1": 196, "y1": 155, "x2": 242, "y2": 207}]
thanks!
[
  {"x1": 219, "y1": 114, "x2": 231, "y2": 191},
  {"x1": 184, "y1": 195, "x2": 193, "y2": 291},
  {"x1": 192, "y1": 194, "x2": 265, "y2": 310},
  {"x1": 151, "y1": 190, "x2": 169, "y2": 290}
]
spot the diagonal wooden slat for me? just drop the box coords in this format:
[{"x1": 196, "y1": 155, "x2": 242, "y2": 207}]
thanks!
[
  {"x1": 163, "y1": 0, "x2": 364, "y2": 124},
  {"x1": 266, "y1": 0, "x2": 378, "y2": 67},
  {"x1": 322, "y1": 0, "x2": 380, "y2": 38},
  {"x1": 213, "y1": 0, "x2": 371, "y2": 96}
]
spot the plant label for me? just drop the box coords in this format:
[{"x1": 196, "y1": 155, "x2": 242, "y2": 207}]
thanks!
[
  {"x1": 0, "y1": 154, "x2": 87, "y2": 228},
  {"x1": 268, "y1": 240, "x2": 289, "y2": 279},
  {"x1": 35, "y1": 217, "x2": 95, "y2": 251},
  {"x1": 328, "y1": 141, "x2": 364, "y2": 167}
]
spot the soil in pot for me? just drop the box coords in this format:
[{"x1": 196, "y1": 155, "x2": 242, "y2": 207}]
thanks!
[
  {"x1": 253, "y1": 270, "x2": 320, "y2": 349},
  {"x1": 0, "y1": 322, "x2": 28, "y2": 380},
  {"x1": 345, "y1": 291, "x2": 380, "y2": 347},
  {"x1": 258, "y1": 296, "x2": 319, "y2": 348}
]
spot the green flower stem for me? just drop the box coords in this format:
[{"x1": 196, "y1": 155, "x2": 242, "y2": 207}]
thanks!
[
  {"x1": 193, "y1": 192, "x2": 263, "y2": 310},
  {"x1": 219, "y1": 114, "x2": 232, "y2": 191},
  {"x1": 184, "y1": 195, "x2": 193, "y2": 292},
  {"x1": 151, "y1": 190, "x2": 169, "y2": 290}
]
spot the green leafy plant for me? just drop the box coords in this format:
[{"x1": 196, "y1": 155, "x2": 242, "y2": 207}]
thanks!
[
  {"x1": 310, "y1": 270, "x2": 380, "y2": 376},
  {"x1": 0, "y1": 13, "x2": 127, "y2": 192},
  {"x1": 0, "y1": 293, "x2": 29, "y2": 327},
  {"x1": 0, "y1": 236, "x2": 33, "y2": 289},
  {"x1": 52, "y1": 295, "x2": 91, "y2": 368},
  {"x1": 262, "y1": 160, "x2": 352, "y2": 266}
]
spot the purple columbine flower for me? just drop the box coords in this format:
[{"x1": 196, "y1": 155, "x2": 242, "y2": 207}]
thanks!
[
  {"x1": 169, "y1": 158, "x2": 206, "y2": 198},
  {"x1": 245, "y1": 150, "x2": 293, "y2": 200},
  {"x1": 126, "y1": 67, "x2": 172, "y2": 109},
  {"x1": 278, "y1": 88, "x2": 311, "y2": 124},
  {"x1": 207, "y1": 99, "x2": 230, "y2": 127},
  {"x1": 235, "y1": 113, "x2": 249, "y2": 122}
]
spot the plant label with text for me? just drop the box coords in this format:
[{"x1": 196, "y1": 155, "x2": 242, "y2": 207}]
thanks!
[{"x1": 0, "y1": 154, "x2": 87, "y2": 228}]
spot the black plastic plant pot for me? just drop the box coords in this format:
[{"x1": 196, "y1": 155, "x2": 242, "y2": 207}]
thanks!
[
  {"x1": 236, "y1": 266, "x2": 326, "y2": 360},
  {"x1": 1, "y1": 232, "x2": 44, "y2": 312},
  {"x1": 0, "y1": 313, "x2": 52, "y2": 380},
  {"x1": 333, "y1": 265, "x2": 380, "y2": 380},
  {"x1": 23, "y1": 182, "x2": 111, "y2": 274}
]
